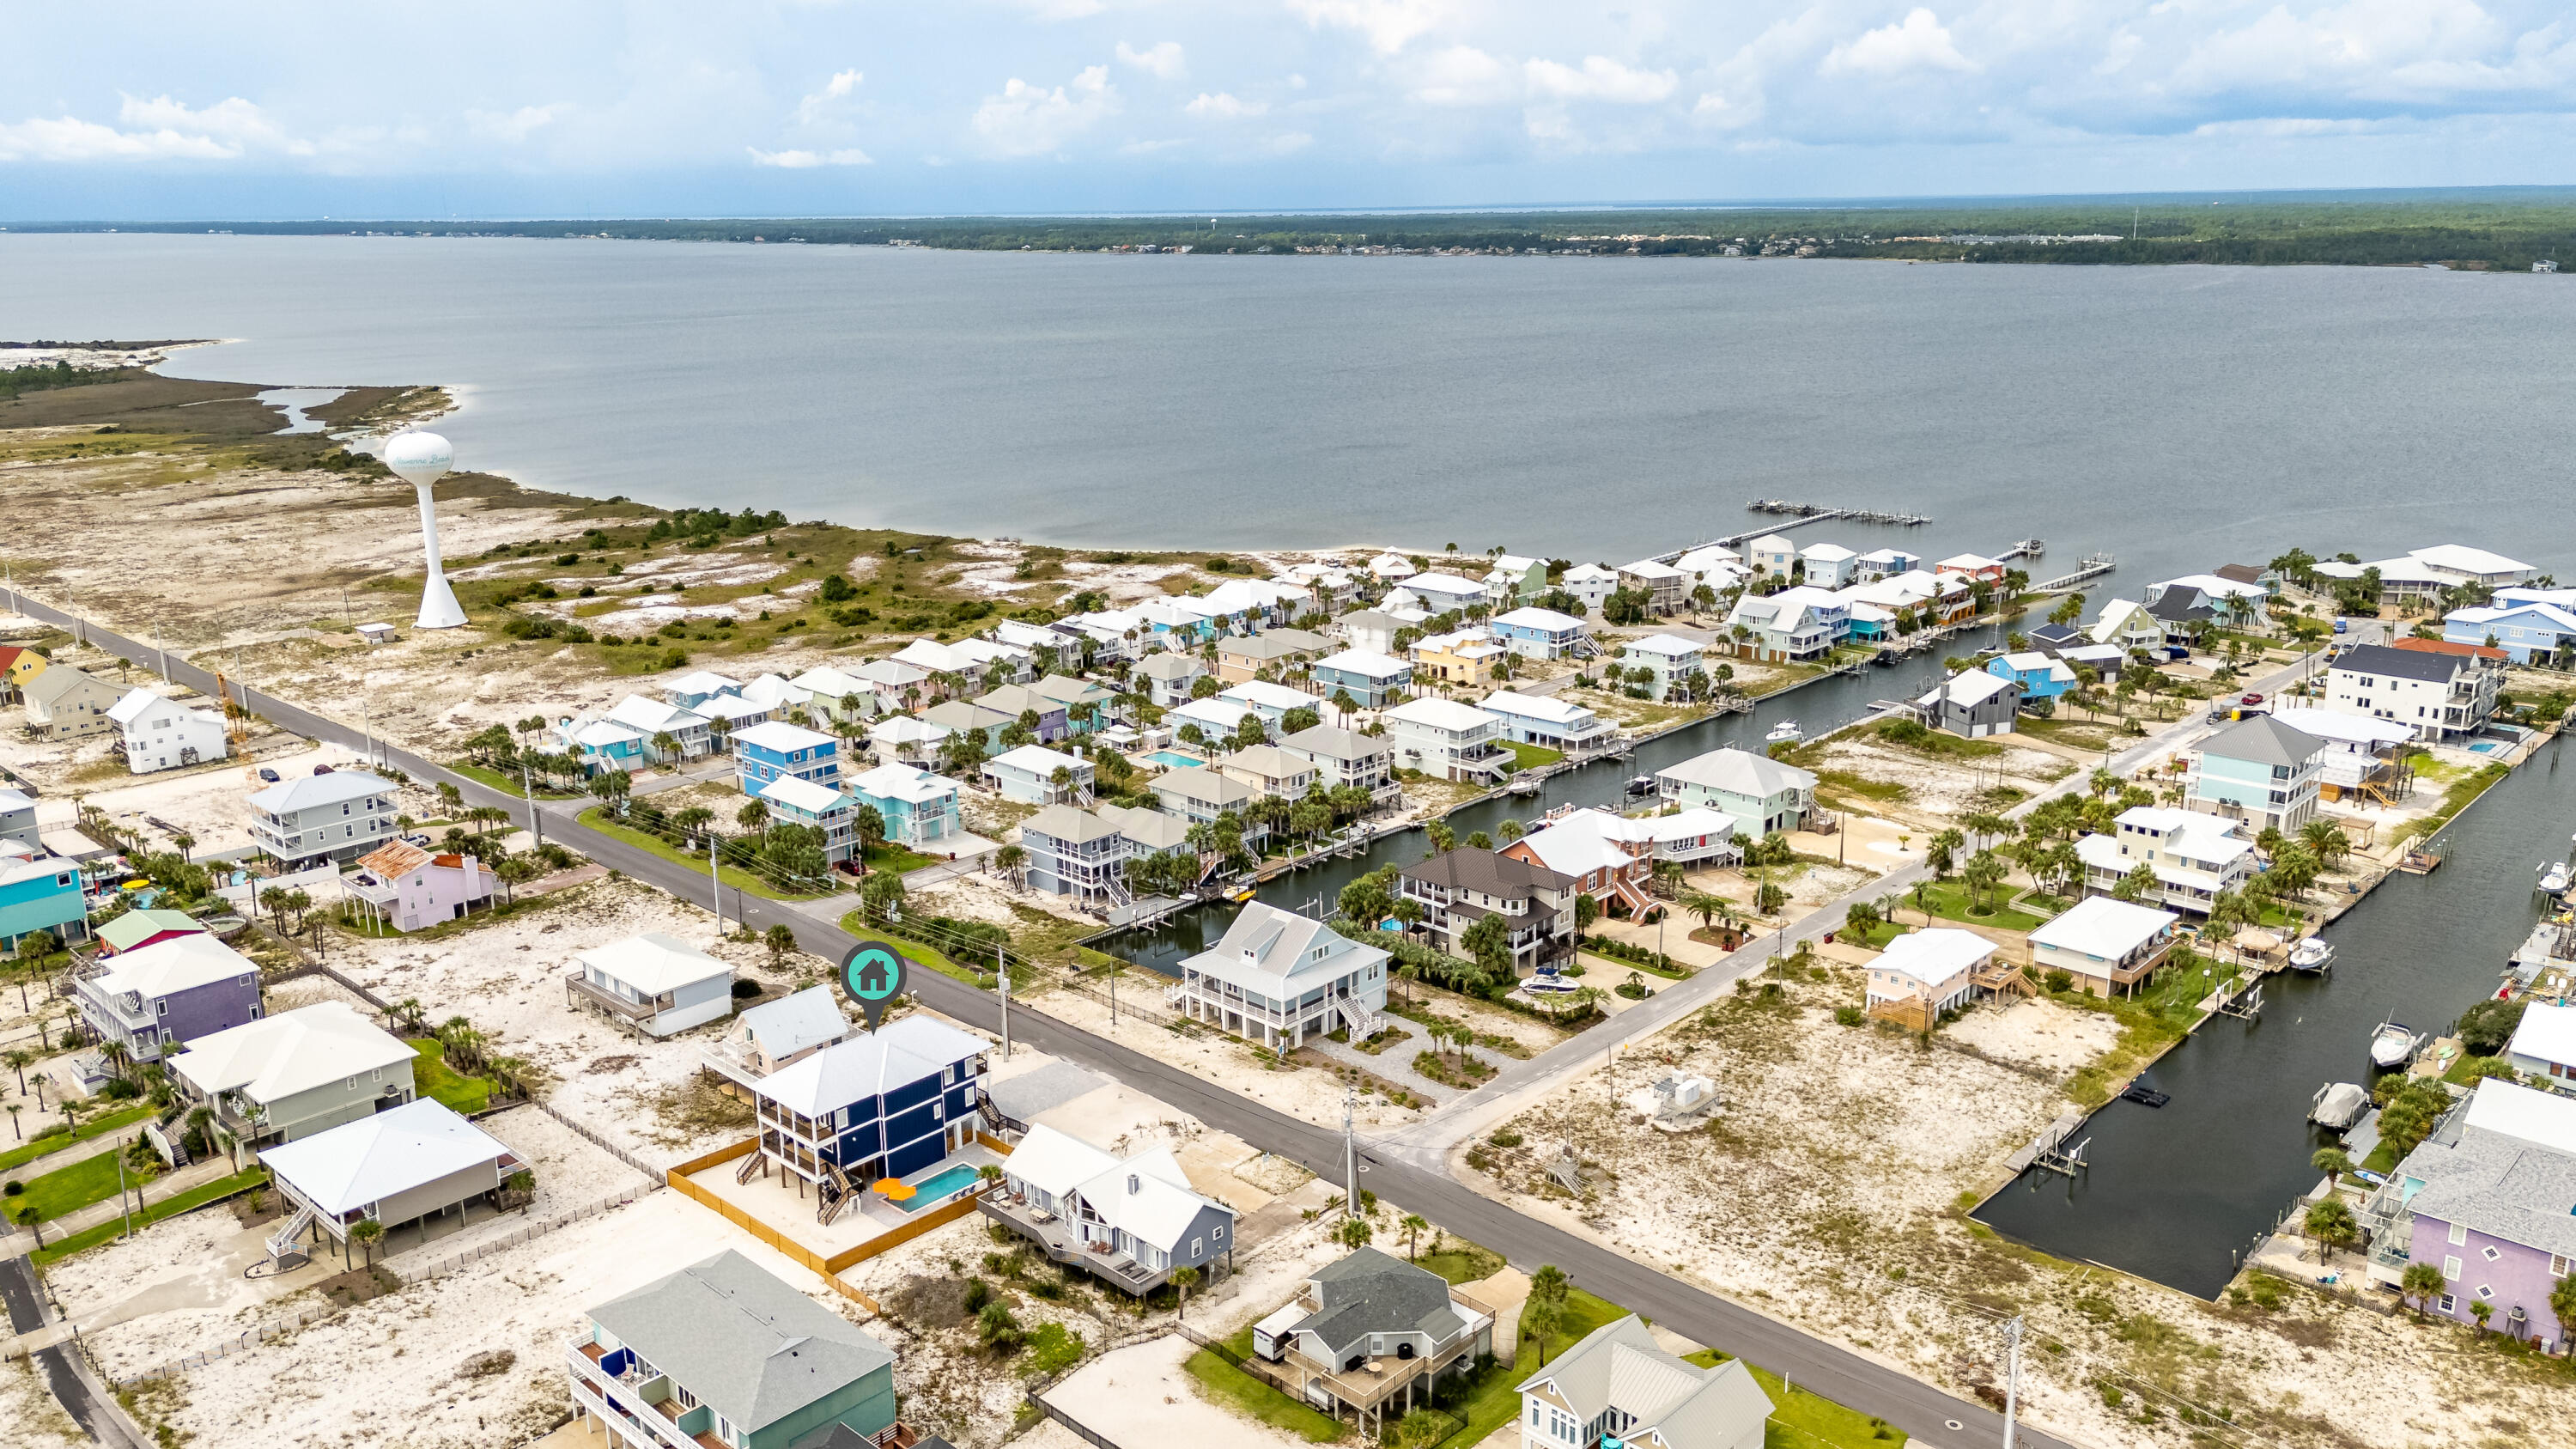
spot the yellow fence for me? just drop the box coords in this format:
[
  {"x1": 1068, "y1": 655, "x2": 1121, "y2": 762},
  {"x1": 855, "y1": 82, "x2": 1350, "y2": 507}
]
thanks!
[{"x1": 662, "y1": 1135, "x2": 1015, "y2": 1311}]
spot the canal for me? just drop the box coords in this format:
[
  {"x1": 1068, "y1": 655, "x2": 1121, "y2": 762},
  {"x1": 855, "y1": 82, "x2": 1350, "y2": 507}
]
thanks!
[
  {"x1": 1103, "y1": 618, "x2": 2016, "y2": 977},
  {"x1": 1974, "y1": 732, "x2": 2573, "y2": 1300}
]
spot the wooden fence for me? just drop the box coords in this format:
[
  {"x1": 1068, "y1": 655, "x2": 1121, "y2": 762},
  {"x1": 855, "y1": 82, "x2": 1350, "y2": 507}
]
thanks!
[{"x1": 661, "y1": 1138, "x2": 1009, "y2": 1311}]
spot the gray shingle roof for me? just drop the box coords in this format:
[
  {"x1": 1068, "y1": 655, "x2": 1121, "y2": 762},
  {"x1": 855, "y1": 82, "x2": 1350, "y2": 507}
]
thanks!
[
  {"x1": 2333, "y1": 642, "x2": 2462, "y2": 685},
  {"x1": 590, "y1": 1250, "x2": 894, "y2": 1434},
  {"x1": 1516, "y1": 1315, "x2": 1773, "y2": 1449},
  {"x1": 1295, "y1": 1246, "x2": 1457, "y2": 1355},
  {"x1": 1400, "y1": 846, "x2": 1574, "y2": 899},
  {"x1": 2198, "y1": 714, "x2": 2325, "y2": 769}
]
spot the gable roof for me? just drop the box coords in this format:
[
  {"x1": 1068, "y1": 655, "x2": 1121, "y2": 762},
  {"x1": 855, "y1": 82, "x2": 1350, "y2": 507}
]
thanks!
[
  {"x1": 1383, "y1": 697, "x2": 1498, "y2": 731},
  {"x1": 733, "y1": 721, "x2": 836, "y2": 753},
  {"x1": 576, "y1": 932, "x2": 733, "y2": 995},
  {"x1": 845, "y1": 762, "x2": 957, "y2": 805},
  {"x1": 588, "y1": 1250, "x2": 896, "y2": 1435},
  {"x1": 21, "y1": 666, "x2": 108, "y2": 707},
  {"x1": 757, "y1": 775, "x2": 848, "y2": 816},
  {"x1": 107, "y1": 687, "x2": 211, "y2": 728},
  {"x1": 754, "y1": 1014, "x2": 987, "y2": 1117},
  {"x1": 2027, "y1": 896, "x2": 2178, "y2": 959},
  {"x1": 95, "y1": 908, "x2": 208, "y2": 953},
  {"x1": 258, "y1": 1098, "x2": 513, "y2": 1216},
  {"x1": 1873, "y1": 927, "x2": 1996, "y2": 988},
  {"x1": 1314, "y1": 648, "x2": 1411, "y2": 678},
  {"x1": 1921, "y1": 670, "x2": 2016, "y2": 707},
  {"x1": 2395, "y1": 636, "x2": 2509, "y2": 662},
  {"x1": 1153, "y1": 764, "x2": 1256, "y2": 807},
  {"x1": 987, "y1": 743, "x2": 1087, "y2": 776},
  {"x1": 1280, "y1": 723, "x2": 1388, "y2": 762},
  {"x1": 606, "y1": 695, "x2": 710, "y2": 734},
  {"x1": 1400, "y1": 846, "x2": 1574, "y2": 898},
  {"x1": 1515, "y1": 1314, "x2": 1774, "y2": 1449},
  {"x1": 735, "y1": 986, "x2": 852, "y2": 1063},
  {"x1": 1480, "y1": 690, "x2": 1600, "y2": 728},
  {"x1": 168, "y1": 1001, "x2": 415, "y2": 1104},
  {"x1": 1137, "y1": 653, "x2": 1206, "y2": 681},
  {"x1": 1024, "y1": 804, "x2": 1122, "y2": 844},
  {"x1": 89, "y1": 928, "x2": 241, "y2": 993}
]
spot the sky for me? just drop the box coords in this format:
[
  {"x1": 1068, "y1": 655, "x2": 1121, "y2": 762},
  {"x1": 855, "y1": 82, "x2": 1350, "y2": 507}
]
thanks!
[{"x1": 6, "y1": 1, "x2": 2576, "y2": 218}]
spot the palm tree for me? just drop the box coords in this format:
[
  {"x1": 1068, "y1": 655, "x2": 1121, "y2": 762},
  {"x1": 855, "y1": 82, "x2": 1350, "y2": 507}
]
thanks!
[
  {"x1": 1524, "y1": 1264, "x2": 1571, "y2": 1364},
  {"x1": 993, "y1": 844, "x2": 1029, "y2": 889},
  {"x1": 651, "y1": 731, "x2": 681, "y2": 765},
  {"x1": 495, "y1": 853, "x2": 541, "y2": 905},
  {"x1": 764, "y1": 923, "x2": 797, "y2": 970},
  {"x1": 2397, "y1": 1262, "x2": 2446, "y2": 1321},
  {"x1": 170, "y1": 832, "x2": 195, "y2": 863},
  {"x1": 3, "y1": 1047, "x2": 33, "y2": 1093},
  {"x1": 349, "y1": 1217, "x2": 386, "y2": 1269},
  {"x1": 2299, "y1": 819, "x2": 2350, "y2": 867}
]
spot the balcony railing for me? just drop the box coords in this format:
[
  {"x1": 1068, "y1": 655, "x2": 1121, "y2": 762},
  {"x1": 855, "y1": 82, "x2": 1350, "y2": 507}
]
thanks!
[{"x1": 566, "y1": 973, "x2": 670, "y2": 1022}]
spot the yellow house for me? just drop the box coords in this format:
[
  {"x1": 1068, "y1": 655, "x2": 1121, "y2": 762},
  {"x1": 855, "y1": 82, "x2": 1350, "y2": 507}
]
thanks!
[
  {"x1": 0, "y1": 646, "x2": 45, "y2": 701},
  {"x1": 1409, "y1": 630, "x2": 1508, "y2": 688}
]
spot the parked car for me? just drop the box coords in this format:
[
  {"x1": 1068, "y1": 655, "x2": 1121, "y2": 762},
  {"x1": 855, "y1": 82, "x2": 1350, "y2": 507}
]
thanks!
[
  {"x1": 312, "y1": 764, "x2": 334, "y2": 774},
  {"x1": 257, "y1": 767, "x2": 280, "y2": 782},
  {"x1": 2332, "y1": 618, "x2": 2348, "y2": 635},
  {"x1": 2240, "y1": 693, "x2": 2264, "y2": 706}
]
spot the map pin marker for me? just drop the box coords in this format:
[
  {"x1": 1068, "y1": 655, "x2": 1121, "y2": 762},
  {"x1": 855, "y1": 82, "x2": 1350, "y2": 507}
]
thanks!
[{"x1": 839, "y1": 940, "x2": 908, "y2": 1032}]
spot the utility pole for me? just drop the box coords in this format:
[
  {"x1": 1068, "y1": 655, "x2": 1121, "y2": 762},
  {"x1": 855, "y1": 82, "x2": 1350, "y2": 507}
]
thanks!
[
  {"x1": 117, "y1": 1141, "x2": 133, "y2": 1241},
  {"x1": 708, "y1": 835, "x2": 724, "y2": 941},
  {"x1": 997, "y1": 940, "x2": 1012, "y2": 1060},
  {"x1": 1342, "y1": 1084, "x2": 1358, "y2": 1215},
  {"x1": 2002, "y1": 1315, "x2": 2023, "y2": 1449},
  {"x1": 1108, "y1": 965, "x2": 1117, "y2": 1026},
  {"x1": 519, "y1": 749, "x2": 543, "y2": 849},
  {"x1": 155, "y1": 619, "x2": 168, "y2": 683}
]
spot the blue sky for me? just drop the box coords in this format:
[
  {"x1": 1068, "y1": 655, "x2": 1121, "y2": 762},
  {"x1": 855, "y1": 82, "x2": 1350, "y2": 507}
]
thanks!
[{"x1": 8, "y1": 1, "x2": 2575, "y2": 217}]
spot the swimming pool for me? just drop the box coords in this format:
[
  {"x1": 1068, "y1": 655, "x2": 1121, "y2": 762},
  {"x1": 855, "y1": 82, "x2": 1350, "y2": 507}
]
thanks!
[
  {"x1": 1143, "y1": 749, "x2": 1206, "y2": 768},
  {"x1": 896, "y1": 1163, "x2": 981, "y2": 1212}
]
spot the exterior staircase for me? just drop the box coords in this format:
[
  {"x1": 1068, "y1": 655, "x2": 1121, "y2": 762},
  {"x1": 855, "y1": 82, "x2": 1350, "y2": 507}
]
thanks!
[
  {"x1": 266, "y1": 1204, "x2": 316, "y2": 1263},
  {"x1": 736, "y1": 1148, "x2": 766, "y2": 1184},
  {"x1": 1336, "y1": 997, "x2": 1382, "y2": 1039}
]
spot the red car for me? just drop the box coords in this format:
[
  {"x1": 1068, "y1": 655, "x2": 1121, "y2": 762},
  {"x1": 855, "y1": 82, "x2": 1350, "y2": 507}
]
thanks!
[{"x1": 2239, "y1": 693, "x2": 2264, "y2": 706}]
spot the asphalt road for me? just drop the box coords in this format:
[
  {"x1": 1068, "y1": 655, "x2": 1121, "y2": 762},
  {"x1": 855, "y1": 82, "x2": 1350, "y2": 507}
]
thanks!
[
  {"x1": 5, "y1": 588, "x2": 2076, "y2": 1449},
  {"x1": 2, "y1": 1253, "x2": 143, "y2": 1448}
]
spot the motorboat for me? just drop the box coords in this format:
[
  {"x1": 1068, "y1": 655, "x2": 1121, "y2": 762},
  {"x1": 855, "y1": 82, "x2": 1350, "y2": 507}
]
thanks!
[
  {"x1": 1625, "y1": 775, "x2": 1657, "y2": 798},
  {"x1": 1765, "y1": 721, "x2": 1803, "y2": 746},
  {"x1": 1509, "y1": 775, "x2": 1541, "y2": 796},
  {"x1": 2370, "y1": 1019, "x2": 2422, "y2": 1070},
  {"x1": 2287, "y1": 938, "x2": 2335, "y2": 973},
  {"x1": 1522, "y1": 971, "x2": 1579, "y2": 995},
  {"x1": 2310, "y1": 1082, "x2": 2369, "y2": 1130},
  {"x1": 2542, "y1": 861, "x2": 2573, "y2": 895}
]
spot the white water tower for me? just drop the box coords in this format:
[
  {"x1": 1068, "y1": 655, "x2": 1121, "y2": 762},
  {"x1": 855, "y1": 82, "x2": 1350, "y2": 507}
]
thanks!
[{"x1": 382, "y1": 430, "x2": 467, "y2": 630}]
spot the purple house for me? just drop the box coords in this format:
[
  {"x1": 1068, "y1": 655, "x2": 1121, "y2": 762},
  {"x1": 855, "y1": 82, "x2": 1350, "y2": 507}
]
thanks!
[
  {"x1": 71, "y1": 933, "x2": 264, "y2": 1065},
  {"x1": 2369, "y1": 1079, "x2": 2576, "y2": 1350}
]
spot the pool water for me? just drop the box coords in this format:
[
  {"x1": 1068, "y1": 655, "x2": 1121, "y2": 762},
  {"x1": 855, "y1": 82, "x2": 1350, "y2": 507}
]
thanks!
[
  {"x1": 896, "y1": 1164, "x2": 981, "y2": 1211},
  {"x1": 1143, "y1": 749, "x2": 1206, "y2": 768}
]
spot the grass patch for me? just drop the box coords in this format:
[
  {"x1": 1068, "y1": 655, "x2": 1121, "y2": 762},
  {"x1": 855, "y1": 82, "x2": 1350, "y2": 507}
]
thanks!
[
  {"x1": 1185, "y1": 1330, "x2": 1346, "y2": 1442},
  {"x1": 1443, "y1": 1287, "x2": 1632, "y2": 1449},
  {"x1": 1871, "y1": 720, "x2": 2004, "y2": 759},
  {"x1": 30, "y1": 1169, "x2": 268, "y2": 1268},
  {"x1": 10, "y1": 1148, "x2": 156, "y2": 1223},
  {"x1": 2402, "y1": 761, "x2": 2512, "y2": 843},
  {"x1": 0, "y1": 1105, "x2": 152, "y2": 1174},
  {"x1": 580, "y1": 807, "x2": 837, "y2": 900},
  {"x1": 1889, "y1": 880, "x2": 2050, "y2": 932},
  {"x1": 865, "y1": 840, "x2": 943, "y2": 877},
  {"x1": 1814, "y1": 769, "x2": 1911, "y2": 804},
  {"x1": 407, "y1": 1039, "x2": 494, "y2": 1114},
  {"x1": 446, "y1": 761, "x2": 582, "y2": 801},
  {"x1": 1413, "y1": 1050, "x2": 1498, "y2": 1088},
  {"x1": 1503, "y1": 741, "x2": 1564, "y2": 773},
  {"x1": 2053, "y1": 954, "x2": 2227, "y2": 1108},
  {"x1": 1022, "y1": 1321, "x2": 1086, "y2": 1379},
  {"x1": 1413, "y1": 1239, "x2": 1503, "y2": 1285},
  {"x1": 1685, "y1": 1351, "x2": 1908, "y2": 1449}
]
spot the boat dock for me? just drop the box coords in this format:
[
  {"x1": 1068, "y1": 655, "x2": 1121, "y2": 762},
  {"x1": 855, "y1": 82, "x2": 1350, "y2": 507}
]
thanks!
[
  {"x1": 2006, "y1": 1112, "x2": 2093, "y2": 1176},
  {"x1": 2032, "y1": 552, "x2": 2117, "y2": 591},
  {"x1": 1663, "y1": 502, "x2": 1935, "y2": 555},
  {"x1": 1994, "y1": 538, "x2": 2044, "y2": 562}
]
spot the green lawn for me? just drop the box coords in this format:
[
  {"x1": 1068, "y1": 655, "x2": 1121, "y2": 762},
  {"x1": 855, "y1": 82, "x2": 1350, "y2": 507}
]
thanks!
[
  {"x1": 1447, "y1": 1288, "x2": 1631, "y2": 1449},
  {"x1": 407, "y1": 1039, "x2": 493, "y2": 1114},
  {"x1": 1685, "y1": 1352, "x2": 1906, "y2": 1449},
  {"x1": 1892, "y1": 880, "x2": 2051, "y2": 933},
  {"x1": 1186, "y1": 1328, "x2": 1346, "y2": 1442},
  {"x1": 579, "y1": 807, "x2": 838, "y2": 901},
  {"x1": 1504, "y1": 742, "x2": 1564, "y2": 773},
  {"x1": 1414, "y1": 1241, "x2": 1504, "y2": 1286},
  {"x1": 863, "y1": 841, "x2": 943, "y2": 876},
  {"x1": 836, "y1": 913, "x2": 999, "y2": 988},
  {"x1": 446, "y1": 762, "x2": 582, "y2": 801},
  {"x1": 31, "y1": 1169, "x2": 268, "y2": 1268},
  {"x1": 9, "y1": 1147, "x2": 155, "y2": 1223},
  {"x1": 0, "y1": 1105, "x2": 153, "y2": 1175}
]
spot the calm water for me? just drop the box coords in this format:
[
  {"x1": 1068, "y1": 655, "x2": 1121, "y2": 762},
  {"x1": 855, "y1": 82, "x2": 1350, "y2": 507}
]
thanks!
[
  {"x1": 1976, "y1": 735, "x2": 2576, "y2": 1298},
  {"x1": 10, "y1": 234, "x2": 2576, "y2": 580}
]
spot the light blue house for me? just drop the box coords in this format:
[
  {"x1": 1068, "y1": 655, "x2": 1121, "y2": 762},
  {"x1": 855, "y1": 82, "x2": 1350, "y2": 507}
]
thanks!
[
  {"x1": 754, "y1": 776, "x2": 858, "y2": 864},
  {"x1": 559, "y1": 717, "x2": 647, "y2": 776},
  {"x1": 1985, "y1": 651, "x2": 2077, "y2": 700},
  {"x1": 1311, "y1": 648, "x2": 1413, "y2": 709},
  {"x1": 1490, "y1": 606, "x2": 1588, "y2": 661},
  {"x1": 2443, "y1": 601, "x2": 2576, "y2": 665},
  {"x1": 2190, "y1": 714, "x2": 2324, "y2": 836},
  {"x1": 0, "y1": 850, "x2": 89, "y2": 953},
  {"x1": 844, "y1": 763, "x2": 962, "y2": 848},
  {"x1": 732, "y1": 721, "x2": 840, "y2": 794}
]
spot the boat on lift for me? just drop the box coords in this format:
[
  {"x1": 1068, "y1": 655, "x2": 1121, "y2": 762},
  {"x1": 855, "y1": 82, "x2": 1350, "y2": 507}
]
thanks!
[
  {"x1": 2310, "y1": 1082, "x2": 2369, "y2": 1129},
  {"x1": 2370, "y1": 1019, "x2": 2422, "y2": 1070},
  {"x1": 1764, "y1": 720, "x2": 1803, "y2": 746},
  {"x1": 1625, "y1": 775, "x2": 1657, "y2": 798},
  {"x1": 2541, "y1": 861, "x2": 2573, "y2": 895},
  {"x1": 2287, "y1": 937, "x2": 2335, "y2": 973}
]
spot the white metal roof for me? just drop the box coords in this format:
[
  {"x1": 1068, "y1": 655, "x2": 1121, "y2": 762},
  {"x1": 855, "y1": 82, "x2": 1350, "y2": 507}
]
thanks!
[
  {"x1": 2412, "y1": 543, "x2": 2535, "y2": 578},
  {"x1": 91, "y1": 933, "x2": 256, "y2": 1000},
  {"x1": 1625, "y1": 633, "x2": 1703, "y2": 658},
  {"x1": 1480, "y1": 690, "x2": 1598, "y2": 728},
  {"x1": 2266, "y1": 707, "x2": 2415, "y2": 747},
  {"x1": 735, "y1": 985, "x2": 852, "y2": 1063},
  {"x1": 2507, "y1": 1002, "x2": 2576, "y2": 1068},
  {"x1": 1872, "y1": 928, "x2": 1996, "y2": 990},
  {"x1": 754, "y1": 1014, "x2": 987, "y2": 1117},
  {"x1": 1219, "y1": 679, "x2": 1315, "y2": 711},
  {"x1": 2461, "y1": 1077, "x2": 2576, "y2": 1155},
  {"x1": 1384, "y1": 697, "x2": 1499, "y2": 731},
  {"x1": 1003, "y1": 1122, "x2": 1120, "y2": 1196},
  {"x1": 258, "y1": 1098, "x2": 513, "y2": 1217},
  {"x1": 606, "y1": 695, "x2": 710, "y2": 734},
  {"x1": 107, "y1": 687, "x2": 210, "y2": 728},
  {"x1": 846, "y1": 762, "x2": 958, "y2": 804},
  {"x1": 868, "y1": 716, "x2": 950, "y2": 746},
  {"x1": 246, "y1": 770, "x2": 395, "y2": 814},
  {"x1": 1492, "y1": 606, "x2": 1585, "y2": 632},
  {"x1": 2027, "y1": 896, "x2": 2178, "y2": 960},
  {"x1": 1314, "y1": 648, "x2": 1411, "y2": 678},
  {"x1": 1656, "y1": 747, "x2": 1814, "y2": 798},
  {"x1": 987, "y1": 743, "x2": 1088, "y2": 776},
  {"x1": 576, "y1": 931, "x2": 732, "y2": 995},
  {"x1": 669, "y1": 670, "x2": 744, "y2": 697},
  {"x1": 755, "y1": 775, "x2": 847, "y2": 815},
  {"x1": 731, "y1": 720, "x2": 835, "y2": 753},
  {"x1": 169, "y1": 1001, "x2": 416, "y2": 1105}
]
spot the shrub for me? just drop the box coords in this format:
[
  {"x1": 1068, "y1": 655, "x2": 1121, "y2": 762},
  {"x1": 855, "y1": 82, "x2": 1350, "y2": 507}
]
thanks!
[
  {"x1": 1876, "y1": 717, "x2": 1933, "y2": 746},
  {"x1": 2, "y1": 1182, "x2": 19, "y2": 1196},
  {"x1": 658, "y1": 648, "x2": 689, "y2": 670},
  {"x1": 1834, "y1": 1006, "x2": 1865, "y2": 1026},
  {"x1": 2044, "y1": 970, "x2": 2075, "y2": 993}
]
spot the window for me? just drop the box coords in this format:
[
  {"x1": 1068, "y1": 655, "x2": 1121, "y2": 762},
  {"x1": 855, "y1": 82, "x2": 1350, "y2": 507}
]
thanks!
[
  {"x1": 1212, "y1": 1224, "x2": 1225, "y2": 1239},
  {"x1": 2444, "y1": 1256, "x2": 2463, "y2": 1281},
  {"x1": 2482, "y1": 1245, "x2": 2502, "y2": 1262},
  {"x1": 1190, "y1": 1237, "x2": 1203, "y2": 1258},
  {"x1": 2449, "y1": 1221, "x2": 2468, "y2": 1246},
  {"x1": 156, "y1": 999, "x2": 169, "y2": 1018},
  {"x1": 2555, "y1": 1255, "x2": 2571, "y2": 1277}
]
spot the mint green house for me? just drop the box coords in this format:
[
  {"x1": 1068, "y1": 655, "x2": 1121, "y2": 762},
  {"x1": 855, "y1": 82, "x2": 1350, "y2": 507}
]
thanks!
[
  {"x1": 570, "y1": 1250, "x2": 900, "y2": 1449},
  {"x1": 2188, "y1": 714, "x2": 2324, "y2": 837}
]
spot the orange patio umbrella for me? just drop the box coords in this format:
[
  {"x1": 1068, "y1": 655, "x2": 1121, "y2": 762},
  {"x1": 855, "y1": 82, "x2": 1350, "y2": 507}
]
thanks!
[{"x1": 871, "y1": 1178, "x2": 915, "y2": 1200}]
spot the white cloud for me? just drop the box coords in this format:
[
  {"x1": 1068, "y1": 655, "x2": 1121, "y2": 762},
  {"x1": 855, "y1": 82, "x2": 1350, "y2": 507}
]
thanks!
[
  {"x1": 971, "y1": 65, "x2": 1121, "y2": 156},
  {"x1": 1411, "y1": 46, "x2": 1516, "y2": 106},
  {"x1": 466, "y1": 104, "x2": 569, "y2": 143},
  {"x1": 1820, "y1": 9, "x2": 1977, "y2": 77},
  {"x1": 1185, "y1": 91, "x2": 1268, "y2": 119},
  {"x1": 1288, "y1": 0, "x2": 1454, "y2": 56},
  {"x1": 0, "y1": 114, "x2": 241, "y2": 163},
  {"x1": 1524, "y1": 56, "x2": 1678, "y2": 104},
  {"x1": 747, "y1": 146, "x2": 873, "y2": 167},
  {"x1": 793, "y1": 70, "x2": 864, "y2": 127},
  {"x1": 1116, "y1": 41, "x2": 1187, "y2": 79}
]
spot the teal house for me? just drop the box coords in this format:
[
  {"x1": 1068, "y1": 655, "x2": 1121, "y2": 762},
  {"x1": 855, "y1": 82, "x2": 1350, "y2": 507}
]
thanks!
[
  {"x1": 571, "y1": 1250, "x2": 900, "y2": 1449},
  {"x1": 0, "y1": 850, "x2": 89, "y2": 954},
  {"x1": 2188, "y1": 714, "x2": 2324, "y2": 837}
]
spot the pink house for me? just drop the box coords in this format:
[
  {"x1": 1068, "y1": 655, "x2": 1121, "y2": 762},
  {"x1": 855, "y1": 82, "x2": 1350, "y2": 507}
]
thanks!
[{"x1": 343, "y1": 842, "x2": 495, "y2": 933}]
